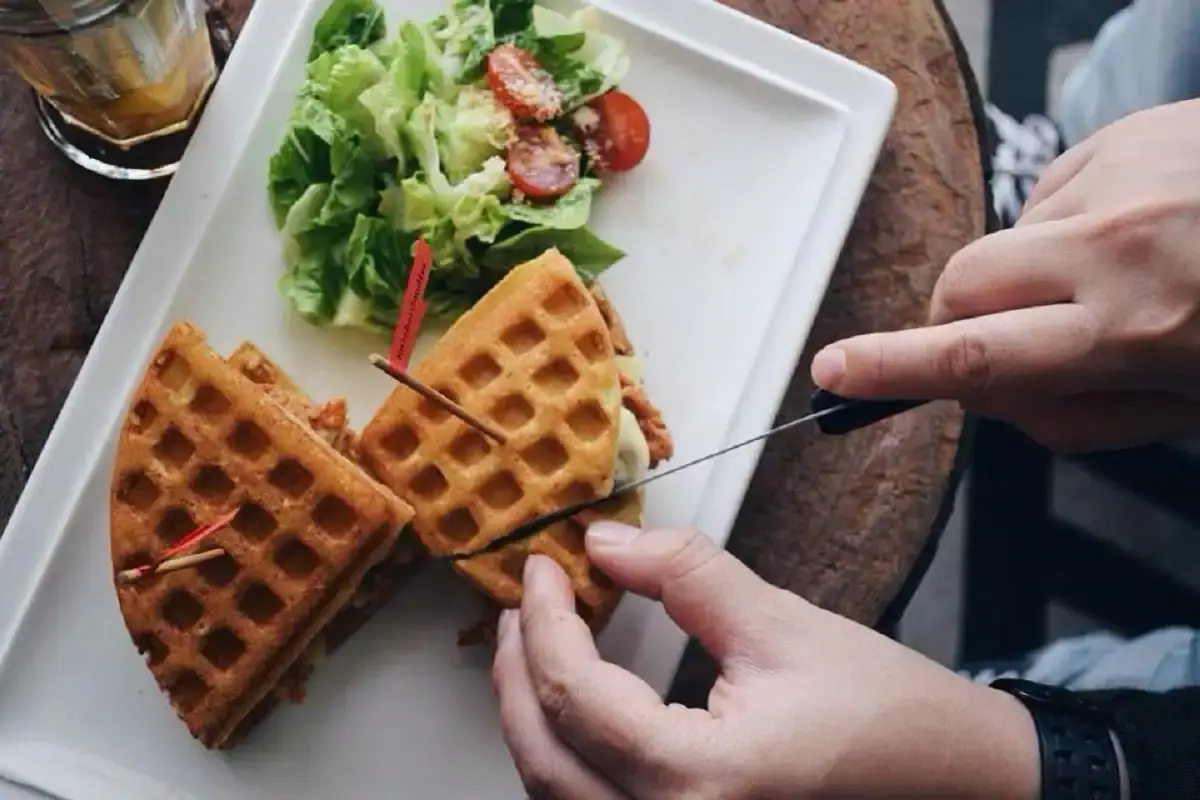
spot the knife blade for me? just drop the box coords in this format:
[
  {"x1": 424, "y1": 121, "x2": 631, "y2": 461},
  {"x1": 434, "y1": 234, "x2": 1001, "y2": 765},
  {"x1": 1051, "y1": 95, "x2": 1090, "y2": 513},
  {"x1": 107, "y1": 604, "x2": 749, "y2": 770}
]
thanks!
[{"x1": 446, "y1": 391, "x2": 930, "y2": 561}]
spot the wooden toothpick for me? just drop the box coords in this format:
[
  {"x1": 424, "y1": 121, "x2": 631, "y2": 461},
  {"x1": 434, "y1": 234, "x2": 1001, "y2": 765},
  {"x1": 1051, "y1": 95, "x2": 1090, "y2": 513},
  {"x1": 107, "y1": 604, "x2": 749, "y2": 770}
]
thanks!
[
  {"x1": 117, "y1": 548, "x2": 227, "y2": 585},
  {"x1": 369, "y1": 354, "x2": 508, "y2": 445}
]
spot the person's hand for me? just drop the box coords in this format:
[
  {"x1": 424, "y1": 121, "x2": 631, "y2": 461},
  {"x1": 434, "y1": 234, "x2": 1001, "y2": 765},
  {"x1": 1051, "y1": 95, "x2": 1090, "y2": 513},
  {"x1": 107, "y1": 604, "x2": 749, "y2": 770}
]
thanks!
[
  {"x1": 812, "y1": 98, "x2": 1200, "y2": 452},
  {"x1": 492, "y1": 524, "x2": 1039, "y2": 799}
]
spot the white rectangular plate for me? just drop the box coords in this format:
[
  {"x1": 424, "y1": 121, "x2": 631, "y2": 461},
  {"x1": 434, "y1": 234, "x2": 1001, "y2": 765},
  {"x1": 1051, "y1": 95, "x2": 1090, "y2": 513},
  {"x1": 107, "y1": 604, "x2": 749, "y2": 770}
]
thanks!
[{"x1": 0, "y1": 0, "x2": 894, "y2": 797}]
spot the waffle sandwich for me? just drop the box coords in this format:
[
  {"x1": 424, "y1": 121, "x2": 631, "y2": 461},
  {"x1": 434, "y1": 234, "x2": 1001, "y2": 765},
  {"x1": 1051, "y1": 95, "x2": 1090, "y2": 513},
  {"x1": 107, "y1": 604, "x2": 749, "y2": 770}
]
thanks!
[
  {"x1": 361, "y1": 250, "x2": 673, "y2": 630},
  {"x1": 109, "y1": 322, "x2": 416, "y2": 749}
]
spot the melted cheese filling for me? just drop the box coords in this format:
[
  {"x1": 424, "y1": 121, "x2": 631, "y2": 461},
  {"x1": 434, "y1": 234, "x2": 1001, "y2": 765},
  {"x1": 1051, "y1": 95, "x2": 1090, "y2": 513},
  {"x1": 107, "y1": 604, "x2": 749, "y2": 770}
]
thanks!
[{"x1": 612, "y1": 355, "x2": 651, "y2": 486}]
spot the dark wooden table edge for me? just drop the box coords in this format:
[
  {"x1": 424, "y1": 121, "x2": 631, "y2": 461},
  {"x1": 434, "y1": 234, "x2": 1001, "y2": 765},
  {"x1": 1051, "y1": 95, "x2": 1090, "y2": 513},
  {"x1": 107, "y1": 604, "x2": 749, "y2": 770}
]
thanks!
[{"x1": 875, "y1": 0, "x2": 994, "y2": 637}]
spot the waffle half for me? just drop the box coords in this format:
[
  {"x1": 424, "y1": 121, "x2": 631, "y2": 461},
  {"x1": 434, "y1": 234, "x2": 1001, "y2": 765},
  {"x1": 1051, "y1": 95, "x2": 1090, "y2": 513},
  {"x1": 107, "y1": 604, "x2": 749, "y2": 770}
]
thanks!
[
  {"x1": 110, "y1": 322, "x2": 414, "y2": 748},
  {"x1": 361, "y1": 250, "x2": 639, "y2": 627}
]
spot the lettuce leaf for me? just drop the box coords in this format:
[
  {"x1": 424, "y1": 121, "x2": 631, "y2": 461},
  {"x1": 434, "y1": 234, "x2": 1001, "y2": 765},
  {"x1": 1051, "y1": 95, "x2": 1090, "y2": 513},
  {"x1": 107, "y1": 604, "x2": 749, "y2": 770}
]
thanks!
[
  {"x1": 384, "y1": 153, "x2": 511, "y2": 267},
  {"x1": 267, "y1": 43, "x2": 386, "y2": 226},
  {"x1": 399, "y1": 21, "x2": 454, "y2": 100},
  {"x1": 429, "y1": 0, "x2": 496, "y2": 81},
  {"x1": 309, "y1": 0, "x2": 387, "y2": 60},
  {"x1": 436, "y1": 86, "x2": 515, "y2": 183},
  {"x1": 267, "y1": 96, "x2": 358, "y2": 227},
  {"x1": 280, "y1": 249, "x2": 343, "y2": 324},
  {"x1": 492, "y1": 0, "x2": 534, "y2": 38},
  {"x1": 483, "y1": 225, "x2": 624, "y2": 282},
  {"x1": 337, "y1": 215, "x2": 416, "y2": 329},
  {"x1": 279, "y1": 185, "x2": 348, "y2": 324},
  {"x1": 267, "y1": 128, "x2": 327, "y2": 228},
  {"x1": 303, "y1": 45, "x2": 388, "y2": 154},
  {"x1": 528, "y1": 5, "x2": 585, "y2": 56},
  {"x1": 503, "y1": 178, "x2": 598, "y2": 229},
  {"x1": 503, "y1": 5, "x2": 629, "y2": 108}
]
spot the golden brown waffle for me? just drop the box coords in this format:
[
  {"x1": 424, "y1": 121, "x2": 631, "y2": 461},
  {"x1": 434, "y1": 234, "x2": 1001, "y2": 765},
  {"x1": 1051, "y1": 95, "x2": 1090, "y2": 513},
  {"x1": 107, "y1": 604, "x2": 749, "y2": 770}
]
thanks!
[
  {"x1": 361, "y1": 250, "x2": 636, "y2": 627},
  {"x1": 110, "y1": 322, "x2": 413, "y2": 748},
  {"x1": 219, "y1": 340, "x2": 424, "y2": 745}
]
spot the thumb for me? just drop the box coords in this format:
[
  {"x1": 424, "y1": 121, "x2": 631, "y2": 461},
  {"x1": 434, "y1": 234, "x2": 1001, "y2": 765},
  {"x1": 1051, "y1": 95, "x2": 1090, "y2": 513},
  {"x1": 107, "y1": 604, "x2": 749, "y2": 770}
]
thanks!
[{"x1": 585, "y1": 523, "x2": 803, "y2": 662}]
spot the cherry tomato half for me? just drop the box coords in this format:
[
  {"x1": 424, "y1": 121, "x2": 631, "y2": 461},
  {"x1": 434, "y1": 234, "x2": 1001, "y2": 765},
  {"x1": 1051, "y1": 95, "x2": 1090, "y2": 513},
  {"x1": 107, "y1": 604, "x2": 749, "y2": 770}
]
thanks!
[
  {"x1": 486, "y1": 44, "x2": 563, "y2": 122},
  {"x1": 574, "y1": 90, "x2": 651, "y2": 173},
  {"x1": 507, "y1": 125, "x2": 580, "y2": 200}
]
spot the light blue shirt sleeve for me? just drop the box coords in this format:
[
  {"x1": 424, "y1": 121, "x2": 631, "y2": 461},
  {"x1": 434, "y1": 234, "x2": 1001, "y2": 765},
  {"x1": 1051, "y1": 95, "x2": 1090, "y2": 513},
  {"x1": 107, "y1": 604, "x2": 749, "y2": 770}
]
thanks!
[{"x1": 1060, "y1": 0, "x2": 1200, "y2": 145}]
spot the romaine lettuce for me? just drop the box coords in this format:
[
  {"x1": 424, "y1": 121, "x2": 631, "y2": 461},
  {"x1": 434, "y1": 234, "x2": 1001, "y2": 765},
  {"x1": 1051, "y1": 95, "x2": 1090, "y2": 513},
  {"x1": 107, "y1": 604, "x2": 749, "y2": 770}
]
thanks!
[
  {"x1": 436, "y1": 86, "x2": 515, "y2": 182},
  {"x1": 503, "y1": 177, "x2": 597, "y2": 229},
  {"x1": 429, "y1": 0, "x2": 497, "y2": 81},
  {"x1": 304, "y1": 45, "x2": 388, "y2": 155},
  {"x1": 309, "y1": 0, "x2": 387, "y2": 59},
  {"x1": 504, "y1": 5, "x2": 629, "y2": 107},
  {"x1": 484, "y1": 225, "x2": 624, "y2": 281}
]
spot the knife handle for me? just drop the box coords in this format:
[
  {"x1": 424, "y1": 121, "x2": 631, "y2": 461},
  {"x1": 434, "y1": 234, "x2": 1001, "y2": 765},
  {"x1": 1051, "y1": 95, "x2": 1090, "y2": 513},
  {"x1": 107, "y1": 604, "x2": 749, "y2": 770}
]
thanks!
[{"x1": 810, "y1": 389, "x2": 930, "y2": 435}]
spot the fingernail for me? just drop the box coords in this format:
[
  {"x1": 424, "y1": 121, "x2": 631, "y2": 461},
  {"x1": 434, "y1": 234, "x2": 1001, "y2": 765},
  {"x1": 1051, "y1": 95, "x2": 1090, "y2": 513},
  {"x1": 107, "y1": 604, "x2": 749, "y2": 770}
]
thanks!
[
  {"x1": 586, "y1": 521, "x2": 640, "y2": 549},
  {"x1": 811, "y1": 347, "x2": 846, "y2": 389}
]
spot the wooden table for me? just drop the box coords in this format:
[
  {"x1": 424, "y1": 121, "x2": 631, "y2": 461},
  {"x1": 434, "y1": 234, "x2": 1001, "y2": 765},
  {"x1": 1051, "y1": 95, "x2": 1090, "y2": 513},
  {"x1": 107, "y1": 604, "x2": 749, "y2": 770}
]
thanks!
[{"x1": 0, "y1": 0, "x2": 985, "y2": 699}]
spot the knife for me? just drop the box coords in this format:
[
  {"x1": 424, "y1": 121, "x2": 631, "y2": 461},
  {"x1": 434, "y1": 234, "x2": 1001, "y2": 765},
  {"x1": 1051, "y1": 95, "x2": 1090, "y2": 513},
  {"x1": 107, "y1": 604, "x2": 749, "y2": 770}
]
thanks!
[{"x1": 446, "y1": 391, "x2": 930, "y2": 561}]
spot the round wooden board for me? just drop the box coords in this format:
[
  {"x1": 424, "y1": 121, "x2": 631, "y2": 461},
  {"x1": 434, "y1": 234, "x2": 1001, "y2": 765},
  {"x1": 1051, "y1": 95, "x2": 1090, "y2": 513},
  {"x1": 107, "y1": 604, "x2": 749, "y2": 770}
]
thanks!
[
  {"x1": 669, "y1": 0, "x2": 985, "y2": 703},
  {"x1": 0, "y1": 0, "x2": 982, "y2": 697},
  {"x1": 723, "y1": 0, "x2": 982, "y2": 623}
]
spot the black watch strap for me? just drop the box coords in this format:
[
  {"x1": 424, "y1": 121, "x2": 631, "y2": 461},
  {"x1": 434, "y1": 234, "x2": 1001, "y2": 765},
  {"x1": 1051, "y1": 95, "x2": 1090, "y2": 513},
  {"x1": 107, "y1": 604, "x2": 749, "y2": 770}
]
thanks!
[{"x1": 991, "y1": 678, "x2": 1124, "y2": 800}]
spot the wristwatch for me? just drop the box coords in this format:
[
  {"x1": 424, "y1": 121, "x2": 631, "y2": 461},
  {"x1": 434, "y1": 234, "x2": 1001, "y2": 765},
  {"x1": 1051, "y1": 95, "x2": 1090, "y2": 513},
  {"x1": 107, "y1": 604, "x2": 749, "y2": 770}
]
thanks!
[{"x1": 991, "y1": 677, "x2": 1129, "y2": 800}]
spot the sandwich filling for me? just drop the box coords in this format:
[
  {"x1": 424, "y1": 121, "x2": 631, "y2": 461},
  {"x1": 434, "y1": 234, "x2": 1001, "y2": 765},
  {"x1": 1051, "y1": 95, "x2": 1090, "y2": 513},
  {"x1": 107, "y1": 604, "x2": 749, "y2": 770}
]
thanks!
[
  {"x1": 228, "y1": 346, "x2": 420, "y2": 711},
  {"x1": 591, "y1": 285, "x2": 672, "y2": 485}
]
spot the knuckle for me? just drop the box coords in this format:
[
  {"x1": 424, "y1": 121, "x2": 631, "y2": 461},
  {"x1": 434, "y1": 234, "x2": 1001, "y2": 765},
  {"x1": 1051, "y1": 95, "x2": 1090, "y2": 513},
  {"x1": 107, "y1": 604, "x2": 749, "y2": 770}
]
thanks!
[
  {"x1": 931, "y1": 251, "x2": 975, "y2": 322},
  {"x1": 516, "y1": 761, "x2": 561, "y2": 800},
  {"x1": 940, "y1": 329, "x2": 992, "y2": 395},
  {"x1": 1118, "y1": 304, "x2": 1194, "y2": 351},
  {"x1": 661, "y1": 528, "x2": 723, "y2": 586},
  {"x1": 1085, "y1": 201, "x2": 1184, "y2": 265},
  {"x1": 531, "y1": 645, "x2": 577, "y2": 723}
]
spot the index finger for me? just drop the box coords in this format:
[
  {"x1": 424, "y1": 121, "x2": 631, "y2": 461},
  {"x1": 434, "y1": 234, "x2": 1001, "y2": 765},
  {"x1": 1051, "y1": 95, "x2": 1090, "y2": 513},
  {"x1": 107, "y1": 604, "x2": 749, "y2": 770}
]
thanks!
[
  {"x1": 811, "y1": 303, "x2": 1103, "y2": 401},
  {"x1": 519, "y1": 556, "x2": 713, "y2": 791}
]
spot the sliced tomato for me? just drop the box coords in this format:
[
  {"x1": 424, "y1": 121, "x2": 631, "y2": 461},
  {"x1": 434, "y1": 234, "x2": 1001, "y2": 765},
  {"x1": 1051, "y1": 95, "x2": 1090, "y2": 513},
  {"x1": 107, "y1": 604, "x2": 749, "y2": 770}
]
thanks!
[
  {"x1": 575, "y1": 90, "x2": 651, "y2": 173},
  {"x1": 486, "y1": 44, "x2": 563, "y2": 122},
  {"x1": 507, "y1": 125, "x2": 580, "y2": 200}
]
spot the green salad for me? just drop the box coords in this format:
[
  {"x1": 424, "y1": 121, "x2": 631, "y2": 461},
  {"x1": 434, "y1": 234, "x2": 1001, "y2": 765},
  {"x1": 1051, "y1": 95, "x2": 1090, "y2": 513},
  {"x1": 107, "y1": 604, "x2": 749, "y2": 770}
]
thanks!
[{"x1": 266, "y1": 0, "x2": 652, "y2": 334}]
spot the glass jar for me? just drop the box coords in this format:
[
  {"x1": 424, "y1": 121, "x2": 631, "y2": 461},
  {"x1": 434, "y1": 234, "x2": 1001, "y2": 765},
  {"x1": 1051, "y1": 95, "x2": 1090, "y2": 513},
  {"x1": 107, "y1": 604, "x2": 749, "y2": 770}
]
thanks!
[{"x1": 0, "y1": 0, "x2": 217, "y2": 159}]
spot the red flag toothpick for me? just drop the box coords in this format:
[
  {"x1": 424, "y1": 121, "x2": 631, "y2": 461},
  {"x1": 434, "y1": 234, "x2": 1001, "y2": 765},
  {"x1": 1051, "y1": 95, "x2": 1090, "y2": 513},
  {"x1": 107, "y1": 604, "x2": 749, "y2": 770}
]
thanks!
[
  {"x1": 160, "y1": 508, "x2": 238, "y2": 561},
  {"x1": 389, "y1": 239, "x2": 433, "y2": 372},
  {"x1": 116, "y1": 508, "x2": 238, "y2": 585},
  {"x1": 372, "y1": 239, "x2": 507, "y2": 445}
]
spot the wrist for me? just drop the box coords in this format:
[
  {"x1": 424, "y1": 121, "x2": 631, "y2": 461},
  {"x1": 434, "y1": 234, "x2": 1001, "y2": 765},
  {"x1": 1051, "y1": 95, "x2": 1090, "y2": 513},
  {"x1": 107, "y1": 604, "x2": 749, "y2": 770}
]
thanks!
[
  {"x1": 963, "y1": 685, "x2": 1042, "y2": 800},
  {"x1": 812, "y1": 676, "x2": 1041, "y2": 799}
]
